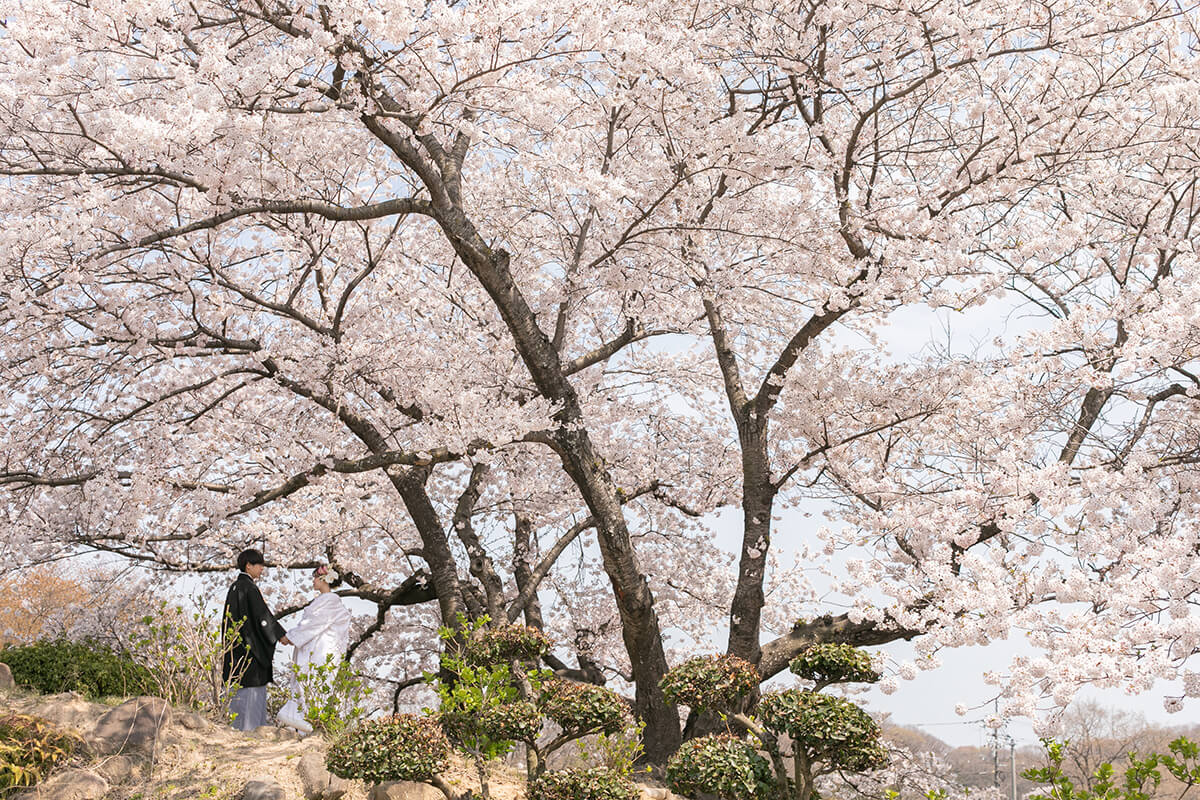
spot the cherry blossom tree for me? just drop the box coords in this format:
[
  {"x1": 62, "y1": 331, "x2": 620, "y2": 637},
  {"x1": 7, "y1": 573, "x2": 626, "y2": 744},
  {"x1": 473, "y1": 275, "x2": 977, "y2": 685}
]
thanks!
[{"x1": 1, "y1": 0, "x2": 1200, "y2": 763}]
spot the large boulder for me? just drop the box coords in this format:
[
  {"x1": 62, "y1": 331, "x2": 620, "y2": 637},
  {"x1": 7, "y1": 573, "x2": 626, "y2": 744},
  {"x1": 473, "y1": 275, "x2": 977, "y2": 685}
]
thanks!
[
  {"x1": 89, "y1": 696, "x2": 171, "y2": 756},
  {"x1": 27, "y1": 692, "x2": 103, "y2": 732},
  {"x1": 368, "y1": 781, "x2": 443, "y2": 800},
  {"x1": 242, "y1": 780, "x2": 286, "y2": 800},
  {"x1": 297, "y1": 751, "x2": 350, "y2": 800},
  {"x1": 0, "y1": 662, "x2": 13, "y2": 690},
  {"x1": 33, "y1": 768, "x2": 108, "y2": 800}
]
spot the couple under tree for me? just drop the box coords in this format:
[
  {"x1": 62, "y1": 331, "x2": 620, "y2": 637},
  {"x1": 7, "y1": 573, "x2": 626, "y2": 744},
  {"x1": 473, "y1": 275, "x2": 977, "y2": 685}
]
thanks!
[{"x1": 222, "y1": 549, "x2": 352, "y2": 733}]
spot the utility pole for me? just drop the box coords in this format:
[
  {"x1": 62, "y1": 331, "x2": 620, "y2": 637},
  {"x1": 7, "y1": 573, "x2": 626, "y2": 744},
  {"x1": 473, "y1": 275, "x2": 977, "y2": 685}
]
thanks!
[
  {"x1": 1009, "y1": 737, "x2": 1018, "y2": 800},
  {"x1": 992, "y1": 699, "x2": 1001, "y2": 789}
]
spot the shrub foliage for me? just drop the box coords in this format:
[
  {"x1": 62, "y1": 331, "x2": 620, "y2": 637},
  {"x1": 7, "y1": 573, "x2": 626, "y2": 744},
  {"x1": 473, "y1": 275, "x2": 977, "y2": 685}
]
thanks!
[
  {"x1": 757, "y1": 689, "x2": 885, "y2": 770},
  {"x1": 658, "y1": 654, "x2": 759, "y2": 711},
  {"x1": 538, "y1": 678, "x2": 627, "y2": 738},
  {"x1": 325, "y1": 714, "x2": 450, "y2": 785},
  {"x1": 789, "y1": 643, "x2": 880, "y2": 687},
  {"x1": 526, "y1": 767, "x2": 640, "y2": 800},
  {"x1": 0, "y1": 639, "x2": 153, "y2": 699},
  {"x1": 666, "y1": 733, "x2": 777, "y2": 800}
]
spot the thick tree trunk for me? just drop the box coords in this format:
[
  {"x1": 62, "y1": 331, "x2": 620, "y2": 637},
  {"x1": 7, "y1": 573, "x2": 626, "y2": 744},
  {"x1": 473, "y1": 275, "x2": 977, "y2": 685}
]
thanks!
[
  {"x1": 386, "y1": 467, "x2": 465, "y2": 630},
  {"x1": 726, "y1": 421, "x2": 776, "y2": 666},
  {"x1": 433, "y1": 211, "x2": 680, "y2": 761}
]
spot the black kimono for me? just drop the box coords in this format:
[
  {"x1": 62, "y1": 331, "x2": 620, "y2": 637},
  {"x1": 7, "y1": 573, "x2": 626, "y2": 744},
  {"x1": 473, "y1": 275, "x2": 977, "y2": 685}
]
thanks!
[{"x1": 222, "y1": 571, "x2": 286, "y2": 688}]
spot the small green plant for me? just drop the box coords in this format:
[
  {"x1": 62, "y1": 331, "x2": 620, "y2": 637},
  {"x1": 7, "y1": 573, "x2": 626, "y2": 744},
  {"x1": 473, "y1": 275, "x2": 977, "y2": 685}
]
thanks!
[
  {"x1": 278, "y1": 654, "x2": 371, "y2": 737},
  {"x1": 1023, "y1": 737, "x2": 1200, "y2": 800},
  {"x1": 0, "y1": 713, "x2": 80, "y2": 792},
  {"x1": 126, "y1": 600, "x2": 247, "y2": 717},
  {"x1": 0, "y1": 638, "x2": 153, "y2": 699},
  {"x1": 526, "y1": 767, "x2": 640, "y2": 800},
  {"x1": 661, "y1": 643, "x2": 887, "y2": 800},
  {"x1": 575, "y1": 721, "x2": 647, "y2": 778}
]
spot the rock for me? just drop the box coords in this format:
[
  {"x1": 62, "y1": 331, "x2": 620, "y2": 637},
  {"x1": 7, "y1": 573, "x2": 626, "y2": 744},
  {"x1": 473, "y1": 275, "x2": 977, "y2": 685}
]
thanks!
[
  {"x1": 242, "y1": 780, "x2": 286, "y2": 800},
  {"x1": 298, "y1": 751, "x2": 350, "y2": 800},
  {"x1": 27, "y1": 692, "x2": 102, "y2": 732},
  {"x1": 368, "y1": 781, "x2": 443, "y2": 800},
  {"x1": 0, "y1": 662, "x2": 12, "y2": 689},
  {"x1": 34, "y1": 768, "x2": 108, "y2": 800},
  {"x1": 637, "y1": 785, "x2": 683, "y2": 800},
  {"x1": 90, "y1": 696, "x2": 171, "y2": 756},
  {"x1": 94, "y1": 754, "x2": 138, "y2": 785},
  {"x1": 175, "y1": 711, "x2": 208, "y2": 730}
]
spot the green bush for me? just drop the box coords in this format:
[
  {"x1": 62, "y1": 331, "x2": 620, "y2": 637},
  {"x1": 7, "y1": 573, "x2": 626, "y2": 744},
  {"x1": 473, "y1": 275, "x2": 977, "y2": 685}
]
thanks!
[
  {"x1": 527, "y1": 767, "x2": 640, "y2": 800},
  {"x1": 325, "y1": 714, "x2": 450, "y2": 785},
  {"x1": 463, "y1": 623, "x2": 551, "y2": 666},
  {"x1": 0, "y1": 713, "x2": 80, "y2": 791},
  {"x1": 789, "y1": 643, "x2": 880, "y2": 686},
  {"x1": 666, "y1": 733, "x2": 777, "y2": 800},
  {"x1": 757, "y1": 689, "x2": 886, "y2": 771},
  {"x1": 538, "y1": 678, "x2": 627, "y2": 737},
  {"x1": 658, "y1": 654, "x2": 759, "y2": 711},
  {"x1": 0, "y1": 639, "x2": 154, "y2": 699},
  {"x1": 440, "y1": 701, "x2": 543, "y2": 745}
]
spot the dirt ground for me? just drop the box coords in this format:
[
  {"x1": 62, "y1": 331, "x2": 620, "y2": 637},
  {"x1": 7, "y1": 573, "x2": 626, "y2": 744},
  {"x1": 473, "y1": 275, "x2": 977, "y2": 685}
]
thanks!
[{"x1": 3, "y1": 689, "x2": 530, "y2": 800}]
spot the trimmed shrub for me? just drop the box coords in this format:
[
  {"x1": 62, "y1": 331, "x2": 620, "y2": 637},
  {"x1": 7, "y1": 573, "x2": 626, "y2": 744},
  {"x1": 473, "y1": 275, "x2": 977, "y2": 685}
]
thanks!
[
  {"x1": 757, "y1": 689, "x2": 886, "y2": 771},
  {"x1": 658, "y1": 654, "x2": 759, "y2": 711},
  {"x1": 0, "y1": 639, "x2": 153, "y2": 699},
  {"x1": 538, "y1": 678, "x2": 627, "y2": 737},
  {"x1": 326, "y1": 714, "x2": 450, "y2": 785},
  {"x1": 0, "y1": 713, "x2": 80, "y2": 790},
  {"x1": 440, "y1": 700, "x2": 543, "y2": 745},
  {"x1": 667, "y1": 733, "x2": 777, "y2": 800},
  {"x1": 463, "y1": 623, "x2": 551, "y2": 666},
  {"x1": 789, "y1": 643, "x2": 880, "y2": 686},
  {"x1": 527, "y1": 767, "x2": 640, "y2": 800}
]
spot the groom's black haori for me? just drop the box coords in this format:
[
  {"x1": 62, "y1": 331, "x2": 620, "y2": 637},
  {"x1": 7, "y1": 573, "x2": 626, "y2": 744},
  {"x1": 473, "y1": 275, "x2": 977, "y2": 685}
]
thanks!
[{"x1": 223, "y1": 548, "x2": 287, "y2": 730}]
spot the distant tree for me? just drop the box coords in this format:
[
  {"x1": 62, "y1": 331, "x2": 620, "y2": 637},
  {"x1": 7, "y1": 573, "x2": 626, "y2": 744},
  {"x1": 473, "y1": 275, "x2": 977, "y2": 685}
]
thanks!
[{"x1": 0, "y1": 566, "x2": 86, "y2": 645}]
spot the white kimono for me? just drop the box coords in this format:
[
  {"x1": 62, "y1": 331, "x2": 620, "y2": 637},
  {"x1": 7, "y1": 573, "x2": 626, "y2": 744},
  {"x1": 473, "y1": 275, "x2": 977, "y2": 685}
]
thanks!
[{"x1": 277, "y1": 592, "x2": 353, "y2": 733}]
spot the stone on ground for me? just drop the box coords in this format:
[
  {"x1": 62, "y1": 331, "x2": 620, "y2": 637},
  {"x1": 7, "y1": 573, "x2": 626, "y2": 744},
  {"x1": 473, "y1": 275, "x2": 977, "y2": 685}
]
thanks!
[
  {"x1": 368, "y1": 780, "x2": 443, "y2": 800},
  {"x1": 34, "y1": 768, "x2": 108, "y2": 800},
  {"x1": 27, "y1": 692, "x2": 100, "y2": 731},
  {"x1": 242, "y1": 779, "x2": 286, "y2": 800},
  {"x1": 0, "y1": 662, "x2": 13, "y2": 690},
  {"x1": 94, "y1": 753, "x2": 138, "y2": 785},
  {"x1": 89, "y1": 696, "x2": 171, "y2": 756},
  {"x1": 297, "y1": 751, "x2": 350, "y2": 800}
]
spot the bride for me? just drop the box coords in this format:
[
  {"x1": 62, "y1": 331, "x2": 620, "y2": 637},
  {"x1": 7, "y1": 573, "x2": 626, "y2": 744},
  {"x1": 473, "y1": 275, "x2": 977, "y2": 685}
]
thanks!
[{"x1": 277, "y1": 565, "x2": 353, "y2": 734}]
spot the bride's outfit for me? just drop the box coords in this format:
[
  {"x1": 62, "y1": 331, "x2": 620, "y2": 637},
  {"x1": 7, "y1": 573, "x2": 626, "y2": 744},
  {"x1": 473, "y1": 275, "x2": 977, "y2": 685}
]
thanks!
[{"x1": 277, "y1": 591, "x2": 352, "y2": 733}]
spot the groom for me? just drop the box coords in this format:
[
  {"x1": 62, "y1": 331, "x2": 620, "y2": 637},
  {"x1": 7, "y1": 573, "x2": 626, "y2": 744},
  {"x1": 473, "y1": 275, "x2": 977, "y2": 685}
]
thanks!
[{"x1": 222, "y1": 548, "x2": 291, "y2": 730}]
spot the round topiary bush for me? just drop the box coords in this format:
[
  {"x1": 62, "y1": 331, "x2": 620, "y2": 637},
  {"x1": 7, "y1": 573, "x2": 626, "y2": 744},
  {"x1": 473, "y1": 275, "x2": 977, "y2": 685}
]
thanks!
[
  {"x1": 666, "y1": 733, "x2": 777, "y2": 800},
  {"x1": 440, "y1": 700, "x2": 543, "y2": 745},
  {"x1": 756, "y1": 689, "x2": 887, "y2": 771},
  {"x1": 0, "y1": 639, "x2": 154, "y2": 699},
  {"x1": 538, "y1": 678, "x2": 627, "y2": 737},
  {"x1": 789, "y1": 643, "x2": 880, "y2": 686},
  {"x1": 326, "y1": 714, "x2": 450, "y2": 785},
  {"x1": 527, "y1": 767, "x2": 639, "y2": 800},
  {"x1": 659, "y1": 654, "x2": 759, "y2": 711},
  {"x1": 463, "y1": 624, "x2": 552, "y2": 666}
]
